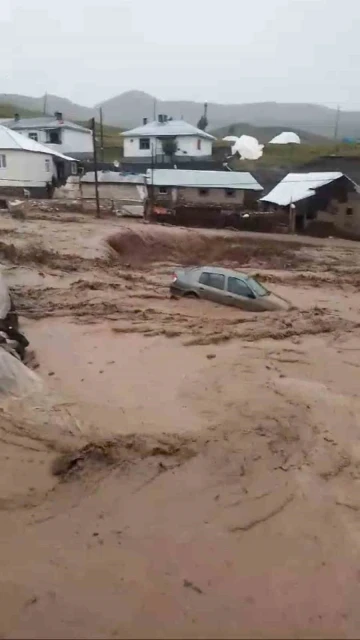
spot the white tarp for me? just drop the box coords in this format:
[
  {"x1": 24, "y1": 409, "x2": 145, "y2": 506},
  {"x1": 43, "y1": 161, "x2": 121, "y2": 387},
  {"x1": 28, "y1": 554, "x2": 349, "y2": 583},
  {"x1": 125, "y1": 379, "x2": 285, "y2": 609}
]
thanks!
[
  {"x1": 269, "y1": 132, "x2": 301, "y2": 145},
  {"x1": 0, "y1": 271, "x2": 11, "y2": 319},
  {"x1": 230, "y1": 135, "x2": 264, "y2": 160},
  {"x1": 0, "y1": 348, "x2": 42, "y2": 398}
]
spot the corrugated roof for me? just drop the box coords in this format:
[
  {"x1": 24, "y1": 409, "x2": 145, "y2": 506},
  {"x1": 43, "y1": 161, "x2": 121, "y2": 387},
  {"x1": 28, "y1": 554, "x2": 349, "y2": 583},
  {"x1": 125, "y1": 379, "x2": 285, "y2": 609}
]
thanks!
[
  {"x1": 146, "y1": 169, "x2": 263, "y2": 190},
  {"x1": 122, "y1": 119, "x2": 216, "y2": 141},
  {"x1": 6, "y1": 117, "x2": 91, "y2": 133},
  {"x1": 260, "y1": 172, "x2": 344, "y2": 206},
  {"x1": 81, "y1": 171, "x2": 145, "y2": 184},
  {"x1": 0, "y1": 125, "x2": 76, "y2": 161}
]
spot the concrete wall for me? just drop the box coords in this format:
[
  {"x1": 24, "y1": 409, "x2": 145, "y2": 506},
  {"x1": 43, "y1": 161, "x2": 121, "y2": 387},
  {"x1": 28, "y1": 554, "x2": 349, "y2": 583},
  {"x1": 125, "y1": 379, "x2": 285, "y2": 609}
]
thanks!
[
  {"x1": 15, "y1": 127, "x2": 93, "y2": 156},
  {"x1": 123, "y1": 135, "x2": 213, "y2": 159},
  {"x1": 154, "y1": 185, "x2": 245, "y2": 205},
  {"x1": 316, "y1": 193, "x2": 360, "y2": 234},
  {"x1": 81, "y1": 182, "x2": 145, "y2": 201},
  {"x1": 0, "y1": 149, "x2": 56, "y2": 187},
  {"x1": 54, "y1": 178, "x2": 146, "y2": 203}
]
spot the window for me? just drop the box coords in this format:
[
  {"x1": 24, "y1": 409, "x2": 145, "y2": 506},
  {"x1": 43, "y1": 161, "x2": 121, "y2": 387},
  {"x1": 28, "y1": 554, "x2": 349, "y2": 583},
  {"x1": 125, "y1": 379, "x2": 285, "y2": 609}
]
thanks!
[
  {"x1": 225, "y1": 189, "x2": 235, "y2": 198},
  {"x1": 199, "y1": 271, "x2": 225, "y2": 290},
  {"x1": 0, "y1": 154, "x2": 6, "y2": 168},
  {"x1": 159, "y1": 187, "x2": 168, "y2": 194},
  {"x1": 227, "y1": 277, "x2": 253, "y2": 298},
  {"x1": 346, "y1": 207, "x2": 353, "y2": 216},
  {"x1": 139, "y1": 138, "x2": 150, "y2": 150},
  {"x1": 71, "y1": 162, "x2": 78, "y2": 176},
  {"x1": 45, "y1": 158, "x2": 51, "y2": 172},
  {"x1": 246, "y1": 277, "x2": 268, "y2": 297},
  {"x1": 28, "y1": 132, "x2": 38, "y2": 141},
  {"x1": 45, "y1": 129, "x2": 61, "y2": 144},
  {"x1": 198, "y1": 188, "x2": 209, "y2": 196},
  {"x1": 197, "y1": 139, "x2": 202, "y2": 151}
]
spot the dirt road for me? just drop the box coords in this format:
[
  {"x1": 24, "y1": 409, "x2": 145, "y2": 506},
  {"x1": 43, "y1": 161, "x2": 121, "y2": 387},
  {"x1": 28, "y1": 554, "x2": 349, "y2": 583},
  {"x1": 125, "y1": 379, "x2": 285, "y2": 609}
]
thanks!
[{"x1": 1, "y1": 212, "x2": 360, "y2": 638}]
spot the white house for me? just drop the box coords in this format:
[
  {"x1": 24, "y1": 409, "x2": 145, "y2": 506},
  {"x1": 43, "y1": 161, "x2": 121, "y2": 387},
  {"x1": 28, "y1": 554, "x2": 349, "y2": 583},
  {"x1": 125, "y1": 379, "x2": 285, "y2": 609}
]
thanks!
[
  {"x1": 121, "y1": 115, "x2": 216, "y2": 160},
  {"x1": 0, "y1": 125, "x2": 77, "y2": 197},
  {"x1": 1, "y1": 112, "x2": 93, "y2": 159}
]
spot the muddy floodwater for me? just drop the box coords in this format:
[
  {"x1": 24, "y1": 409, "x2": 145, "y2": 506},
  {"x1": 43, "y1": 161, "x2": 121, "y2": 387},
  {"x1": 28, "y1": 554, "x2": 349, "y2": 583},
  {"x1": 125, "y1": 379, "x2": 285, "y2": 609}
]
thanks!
[{"x1": 1, "y1": 212, "x2": 360, "y2": 638}]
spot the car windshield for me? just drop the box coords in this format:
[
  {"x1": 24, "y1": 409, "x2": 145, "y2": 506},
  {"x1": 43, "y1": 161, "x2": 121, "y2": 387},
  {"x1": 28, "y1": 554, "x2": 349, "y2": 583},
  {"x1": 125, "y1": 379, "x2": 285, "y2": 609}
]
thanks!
[{"x1": 246, "y1": 277, "x2": 268, "y2": 298}]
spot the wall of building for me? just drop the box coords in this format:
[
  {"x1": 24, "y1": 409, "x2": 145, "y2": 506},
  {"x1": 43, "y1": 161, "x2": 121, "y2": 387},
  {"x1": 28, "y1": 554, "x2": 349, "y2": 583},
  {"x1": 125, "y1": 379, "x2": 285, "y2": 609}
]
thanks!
[
  {"x1": 0, "y1": 150, "x2": 56, "y2": 188},
  {"x1": 15, "y1": 127, "x2": 93, "y2": 156},
  {"x1": 316, "y1": 193, "x2": 360, "y2": 234},
  {"x1": 81, "y1": 182, "x2": 146, "y2": 201},
  {"x1": 54, "y1": 177, "x2": 146, "y2": 203},
  {"x1": 154, "y1": 185, "x2": 245, "y2": 205},
  {"x1": 123, "y1": 136, "x2": 213, "y2": 159}
]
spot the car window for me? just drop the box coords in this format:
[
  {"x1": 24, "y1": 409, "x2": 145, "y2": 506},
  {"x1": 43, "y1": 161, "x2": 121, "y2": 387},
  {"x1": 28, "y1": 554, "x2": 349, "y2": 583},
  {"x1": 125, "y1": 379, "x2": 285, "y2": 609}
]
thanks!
[
  {"x1": 246, "y1": 277, "x2": 268, "y2": 297},
  {"x1": 227, "y1": 277, "x2": 253, "y2": 297},
  {"x1": 199, "y1": 272, "x2": 225, "y2": 290}
]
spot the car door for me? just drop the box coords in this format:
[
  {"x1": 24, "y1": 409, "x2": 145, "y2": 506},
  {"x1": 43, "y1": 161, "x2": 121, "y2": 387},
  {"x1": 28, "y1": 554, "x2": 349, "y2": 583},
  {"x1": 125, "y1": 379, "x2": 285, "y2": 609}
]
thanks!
[
  {"x1": 197, "y1": 271, "x2": 227, "y2": 305},
  {"x1": 225, "y1": 276, "x2": 260, "y2": 311}
]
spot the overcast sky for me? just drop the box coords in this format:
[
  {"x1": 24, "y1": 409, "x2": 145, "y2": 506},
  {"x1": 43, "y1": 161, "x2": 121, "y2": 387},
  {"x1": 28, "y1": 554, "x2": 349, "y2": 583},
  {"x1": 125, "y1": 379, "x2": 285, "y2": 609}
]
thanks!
[{"x1": 1, "y1": 0, "x2": 359, "y2": 109}]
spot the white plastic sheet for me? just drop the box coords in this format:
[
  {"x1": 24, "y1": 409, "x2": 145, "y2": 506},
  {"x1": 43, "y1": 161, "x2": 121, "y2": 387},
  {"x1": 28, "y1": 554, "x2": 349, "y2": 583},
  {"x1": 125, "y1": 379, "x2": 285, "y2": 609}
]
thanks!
[
  {"x1": 269, "y1": 132, "x2": 301, "y2": 145},
  {"x1": 230, "y1": 135, "x2": 264, "y2": 160},
  {"x1": 0, "y1": 271, "x2": 11, "y2": 320}
]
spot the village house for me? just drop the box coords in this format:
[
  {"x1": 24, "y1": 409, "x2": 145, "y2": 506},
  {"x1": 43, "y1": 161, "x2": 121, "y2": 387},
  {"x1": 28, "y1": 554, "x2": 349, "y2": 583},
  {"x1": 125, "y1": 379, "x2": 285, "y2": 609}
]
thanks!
[
  {"x1": 146, "y1": 168, "x2": 263, "y2": 226},
  {"x1": 261, "y1": 172, "x2": 360, "y2": 236},
  {"x1": 121, "y1": 115, "x2": 215, "y2": 162},
  {"x1": 1, "y1": 112, "x2": 93, "y2": 160},
  {"x1": 0, "y1": 125, "x2": 78, "y2": 198}
]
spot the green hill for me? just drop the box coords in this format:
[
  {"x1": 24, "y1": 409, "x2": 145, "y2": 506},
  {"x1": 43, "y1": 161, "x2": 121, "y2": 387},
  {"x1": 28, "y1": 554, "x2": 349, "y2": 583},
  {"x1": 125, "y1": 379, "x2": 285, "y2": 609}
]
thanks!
[
  {"x1": 211, "y1": 122, "x2": 328, "y2": 144},
  {"x1": 0, "y1": 103, "x2": 42, "y2": 119}
]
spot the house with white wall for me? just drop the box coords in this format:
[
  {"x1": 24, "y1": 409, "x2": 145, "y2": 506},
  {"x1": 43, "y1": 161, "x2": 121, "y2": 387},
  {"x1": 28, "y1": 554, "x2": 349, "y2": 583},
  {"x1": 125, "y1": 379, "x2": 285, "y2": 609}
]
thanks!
[
  {"x1": 2, "y1": 112, "x2": 93, "y2": 159},
  {"x1": 0, "y1": 125, "x2": 78, "y2": 198},
  {"x1": 121, "y1": 115, "x2": 216, "y2": 162}
]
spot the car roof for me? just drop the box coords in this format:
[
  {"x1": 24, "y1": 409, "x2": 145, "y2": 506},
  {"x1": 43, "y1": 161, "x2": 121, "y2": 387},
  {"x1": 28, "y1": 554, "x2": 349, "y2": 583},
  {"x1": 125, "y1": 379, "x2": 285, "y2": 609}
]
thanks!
[{"x1": 190, "y1": 266, "x2": 250, "y2": 279}]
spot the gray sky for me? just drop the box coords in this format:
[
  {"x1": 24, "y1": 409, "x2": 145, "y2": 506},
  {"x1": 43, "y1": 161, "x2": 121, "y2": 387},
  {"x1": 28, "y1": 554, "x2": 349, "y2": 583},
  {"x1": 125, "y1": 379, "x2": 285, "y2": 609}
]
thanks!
[{"x1": 1, "y1": 0, "x2": 359, "y2": 109}]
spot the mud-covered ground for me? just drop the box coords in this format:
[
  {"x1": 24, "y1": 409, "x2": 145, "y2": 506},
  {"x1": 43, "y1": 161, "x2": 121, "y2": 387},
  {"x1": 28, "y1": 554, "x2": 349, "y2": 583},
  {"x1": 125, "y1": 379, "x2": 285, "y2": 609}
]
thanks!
[{"x1": 2, "y1": 211, "x2": 360, "y2": 638}]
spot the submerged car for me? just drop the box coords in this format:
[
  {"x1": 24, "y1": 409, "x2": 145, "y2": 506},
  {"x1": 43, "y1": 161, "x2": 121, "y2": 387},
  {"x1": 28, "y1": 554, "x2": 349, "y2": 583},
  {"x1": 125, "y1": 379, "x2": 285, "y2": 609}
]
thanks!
[{"x1": 170, "y1": 266, "x2": 288, "y2": 312}]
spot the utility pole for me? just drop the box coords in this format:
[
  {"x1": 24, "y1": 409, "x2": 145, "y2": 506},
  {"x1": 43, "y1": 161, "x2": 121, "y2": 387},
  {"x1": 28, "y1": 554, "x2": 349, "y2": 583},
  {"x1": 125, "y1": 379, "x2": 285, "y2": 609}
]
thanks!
[
  {"x1": 153, "y1": 98, "x2": 157, "y2": 121},
  {"x1": 99, "y1": 107, "x2": 104, "y2": 162},
  {"x1": 334, "y1": 105, "x2": 341, "y2": 141},
  {"x1": 91, "y1": 117, "x2": 100, "y2": 218},
  {"x1": 43, "y1": 92, "x2": 48, "y2": 115}
]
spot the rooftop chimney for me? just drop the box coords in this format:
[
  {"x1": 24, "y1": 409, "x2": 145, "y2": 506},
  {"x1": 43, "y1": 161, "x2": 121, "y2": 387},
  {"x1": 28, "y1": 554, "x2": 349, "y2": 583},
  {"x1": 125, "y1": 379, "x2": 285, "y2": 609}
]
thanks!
[
  {"x1": 143, "y1": 117, "x2": 148, "y2": 125},
  {"x1": 14, "y1": 113, "x2": 20, "y2": 122},
  {"x1": 54, "y1": 111, "x2": 63, "y2": 121},
  {"x1": 158, "y1": 114, "x2": 164, "y2": 124}
]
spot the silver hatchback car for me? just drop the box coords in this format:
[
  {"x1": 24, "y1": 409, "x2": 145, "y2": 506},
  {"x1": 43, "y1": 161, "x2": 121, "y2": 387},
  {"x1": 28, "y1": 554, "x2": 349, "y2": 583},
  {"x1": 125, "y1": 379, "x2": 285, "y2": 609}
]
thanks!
[{"x1": 170, "y1": 266, "x2": 287, "y2": 312}]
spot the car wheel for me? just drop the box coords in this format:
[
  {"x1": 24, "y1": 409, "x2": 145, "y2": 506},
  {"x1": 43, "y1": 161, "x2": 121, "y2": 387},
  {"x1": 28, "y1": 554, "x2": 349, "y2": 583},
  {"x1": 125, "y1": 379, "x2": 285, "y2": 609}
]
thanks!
[{"x1": 184, "y1": 291, "x2": 199, "y2": 299}]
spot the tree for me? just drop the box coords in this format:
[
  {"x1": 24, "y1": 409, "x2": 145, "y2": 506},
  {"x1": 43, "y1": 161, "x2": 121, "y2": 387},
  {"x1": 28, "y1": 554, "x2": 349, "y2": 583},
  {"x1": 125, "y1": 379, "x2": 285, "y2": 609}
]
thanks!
[
  {"x1": 197, "y1": 114, "x2": 208, "y2": 131},
  {"x1": 197, "y1": 102, "x2": 209, "y2": 131},
  {"x1": 162, "y1": 138, "x2": 177, "y2": 160}
]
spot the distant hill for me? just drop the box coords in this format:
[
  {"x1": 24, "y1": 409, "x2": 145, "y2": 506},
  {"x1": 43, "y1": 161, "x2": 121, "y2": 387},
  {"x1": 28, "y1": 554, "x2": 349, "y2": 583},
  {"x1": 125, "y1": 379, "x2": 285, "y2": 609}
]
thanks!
[
  {"x1": 0, "y1": 103, "x2": 41, "y2": 120},
  {"x1": 211, "y1": 122, "x2": 328, "y2": 144},
  {"x1": 0, "y1": 94, "x2": 94, "y2": 122},
  {"x1": 1, "y1": 90, "x2": 360, "y2": 139}
]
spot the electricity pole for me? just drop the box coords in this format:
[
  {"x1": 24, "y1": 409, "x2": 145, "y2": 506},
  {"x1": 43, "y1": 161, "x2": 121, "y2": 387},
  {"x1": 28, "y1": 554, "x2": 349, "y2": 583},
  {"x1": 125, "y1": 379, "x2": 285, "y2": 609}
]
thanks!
[
  {"x1": 334, "y1": 105, "x2": 341, "y2": 141},
  {"x1": 99, "y1": 107, "x2": 104, "y2": 162},
  {"x1": 91, "y1": 117, "x2": 100, "y2": 218}
]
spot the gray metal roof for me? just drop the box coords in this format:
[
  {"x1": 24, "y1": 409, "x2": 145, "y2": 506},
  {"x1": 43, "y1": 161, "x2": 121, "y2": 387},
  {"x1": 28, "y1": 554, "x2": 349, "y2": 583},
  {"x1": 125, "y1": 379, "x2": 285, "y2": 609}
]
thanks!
[
  {"x1": 260, "y1": 172, "x2": 345, "y2": 206},
  {"x1": 0, "y1": 125, "x2": 77, "y2": 161},
  {"x1": 147, "y1": 169, "x2": 263, "y2": 190},
  {"x1": 122, "y1": 119, "x2": 216, "y2": 141},
  {"x1": 5, "y1": 117, "x2": 91, "y2": 133}
]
